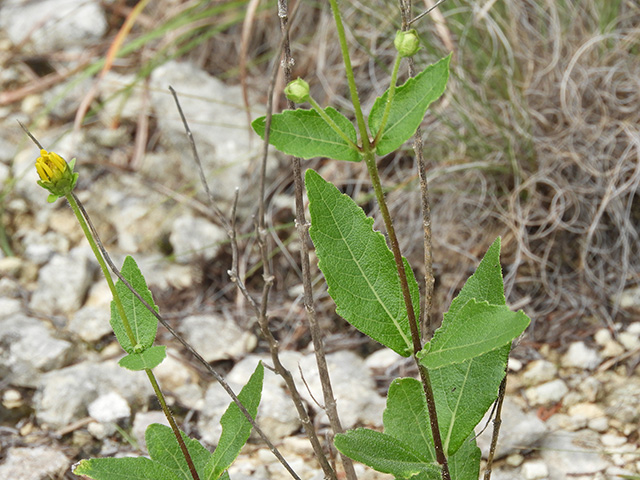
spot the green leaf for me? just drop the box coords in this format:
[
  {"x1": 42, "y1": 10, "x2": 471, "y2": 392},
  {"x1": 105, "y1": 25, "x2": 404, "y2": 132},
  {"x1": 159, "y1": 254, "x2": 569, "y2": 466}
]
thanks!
[
  {"x1": 73, "y1": 457, "x2": 180, "y2": 480},
  {"x1": 252, "y1": 107, "x2": 360, "y2": 162},
  {"x1": 204, "y1": 362, "x2": 264, "y2": 480},
  {"x1": 383, "y1": 378, "x2": 436, "y2": 463},
  {"x1": 448, "y1": 237, "x2": 506, "y2": 311},
  {"x1": 448, "y1": 435, "x2": 481, "y2": 480},
  {"x1": 369, "y1": 54, "x2": 451, "y2": 156},
  {"x1": 110, "y1": 256, "x2": 159, "y2": 354},
  {"x1": 418, "y1": 300, "x2": 530, "y2": 369},
  {"x1": 119, "y1": 345, "x2": 167, "y2": 371},
  {"x1": 305, "y1": 169, "x2": 419, "y2": 357},
  {"x1": 146, "y1": 423, "x2": 212, "y2": 479},
  {"x1": 334, "y1": 429, "x2": 440, "y2": 480}
]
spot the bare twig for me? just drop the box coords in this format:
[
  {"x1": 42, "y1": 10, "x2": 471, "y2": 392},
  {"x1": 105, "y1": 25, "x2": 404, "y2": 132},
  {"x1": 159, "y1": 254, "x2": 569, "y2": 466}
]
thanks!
[
  {"x1": 70, "y1": 193, "x2": 301, "y2": 480},
  {"x1": 483, "y1": 376, "x2": 507, "y2": 480},
  {"x1": 170, "y1": 53, "x2": 337, "y2": 480},
  {"x1": 278, "y1": 2, "x2": 359, "y2": 480}
]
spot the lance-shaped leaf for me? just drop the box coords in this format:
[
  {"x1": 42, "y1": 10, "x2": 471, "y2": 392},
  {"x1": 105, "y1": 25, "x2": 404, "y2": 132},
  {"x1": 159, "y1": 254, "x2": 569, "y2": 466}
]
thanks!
[
  {"x1": 110, "y1": 256, "x2": 159, "y2": 354},
  {"x1": 369, "y1": 54, "x2": 451, "y2": 156},
  {"x1": 449, "y1": 435, "x2": 481, "y2": 480},
  {"x1": 252, "y1": 107, "x2": 361, "y2": 162},
  {"x1": 73, "y1": 457, "x2": 180, "y2": 480},
  {"x1": 334, "y1": 428, "x2": 441, "y2": 480},
  {"x1": 418, "y1": 300, "x2": 530, "y2": 369},
  {"x1": 306, "y1": 169, "x2": 419, "y2": 357},
  {"x1": 204, "y1": 362, "x2": 264, "y2": 480},
  {"x1": 146, "y1": 423, "x2": 212, "y2": 479},
  {"x1": 119, "y1": 345, "x2": 167, "y2": 371}
]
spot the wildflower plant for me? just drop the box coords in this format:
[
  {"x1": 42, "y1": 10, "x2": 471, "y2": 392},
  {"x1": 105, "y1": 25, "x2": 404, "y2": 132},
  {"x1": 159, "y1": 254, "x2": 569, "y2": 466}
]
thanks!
[{"x1": 21, "y1": 0, "x2": 531, "y2": 479}]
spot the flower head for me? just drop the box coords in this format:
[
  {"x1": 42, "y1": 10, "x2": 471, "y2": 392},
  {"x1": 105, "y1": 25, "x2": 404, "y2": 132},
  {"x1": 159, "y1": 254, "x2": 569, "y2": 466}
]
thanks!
[
  {"x1": 394, "y1": 29, "x2": 421, "y2": 57},
  {"x1": 284, "y1": 78, "x2": 310, "y2": 103},
  {"x1": 35, "y1": 149, "x2": 78, "y2": 202}
]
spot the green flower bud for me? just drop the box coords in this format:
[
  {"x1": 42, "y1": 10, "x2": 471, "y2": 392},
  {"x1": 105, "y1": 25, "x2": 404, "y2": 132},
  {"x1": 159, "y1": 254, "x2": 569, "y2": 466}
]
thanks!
[
  {"x1": 35, "y1": 149, "x2": 79, "y2": 202},
  {"x1": 394, "y1": 29, "x2": 421, "y2": 57},
  {"x1": 284, "y1": 78, "x2": 310, "y2": 103}
]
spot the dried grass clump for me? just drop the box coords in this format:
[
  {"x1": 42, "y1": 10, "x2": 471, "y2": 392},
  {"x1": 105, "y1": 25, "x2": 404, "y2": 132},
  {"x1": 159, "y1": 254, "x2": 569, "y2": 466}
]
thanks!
[{"x1": 379, "y1": 0, "x2": 640, "y2": 339}]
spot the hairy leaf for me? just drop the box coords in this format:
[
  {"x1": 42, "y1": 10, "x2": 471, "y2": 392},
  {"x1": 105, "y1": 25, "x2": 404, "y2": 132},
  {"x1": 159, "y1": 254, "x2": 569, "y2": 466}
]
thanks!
[
  {"x1": 419, "y1": 300, "x2": 529, "y2": 369},
  {"x1": 110, "y1": 256, "x2": 159, "y2": 354},
  {"x1": 369, "y1": 55, "x2": 451, "y2": 156},
  {"x1": 334, "y1": 429, "x2": 440, "y2": 480},
  {"x1": 118, "y1": 346, "x2": 167, "y2": 371},
  {"x1": 306, "y1": 169, "x2": 419, "y2": 356},
  {"x1": 252, "y1": 107, "x2": 360, "y2": 162},
  {"x1": 73, "y1": 457, "x2": 179, "y2": 480},
  {"x1": 146, "y1": 423, "x2": 212, "y2": 479},
  {"x1": 204, "y1": 362, "x2": 264, "y2": 480}
]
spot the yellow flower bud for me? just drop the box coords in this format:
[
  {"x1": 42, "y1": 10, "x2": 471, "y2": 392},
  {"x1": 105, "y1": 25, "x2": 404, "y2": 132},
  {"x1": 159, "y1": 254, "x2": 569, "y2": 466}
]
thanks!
[
  {"x1": 35, "y1": 149, "x2": 79, "y2": 202},
  {"x1": 394, "y1": 29, "x2": 421, "y2": 57}
]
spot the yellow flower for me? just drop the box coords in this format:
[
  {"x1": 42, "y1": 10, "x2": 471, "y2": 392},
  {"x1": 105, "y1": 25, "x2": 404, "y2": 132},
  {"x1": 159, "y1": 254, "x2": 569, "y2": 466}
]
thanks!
[{"x1": 35, "y1": 149, "x2": 78, "y2": 202}]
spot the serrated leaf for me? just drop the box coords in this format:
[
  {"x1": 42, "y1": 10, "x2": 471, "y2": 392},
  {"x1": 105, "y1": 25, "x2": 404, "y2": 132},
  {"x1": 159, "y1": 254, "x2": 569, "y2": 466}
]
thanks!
[
  {"x1": 369, "y1": 55, "x2": 451, "y2": 156},
  {"x1": 73, "y1": 457, "x2": 180, "y2": 480},
  {"x1": 306, "y1": 169, "x2": 419, "y2": 357},
  {"x1": 204, "y1": 362, "x2": 264, "y2": 480},
  {"x1": 418, "y1": 300, "x2": 530, "y2": 369},
  {"x1": 448, "y1": 237, "x2": 505, "y2": 312},
  {"x1": 334, "y1": 429, "x2": 440, "y2": 479},
  {"x1": 119, "y1": 345, "x2": 167, "y2": 371},
  {"x1": 449, "y1": 435, "x2": 481, "y2": 480},
  {"x1": 110, "y1": 256, "x2": 159, "y2": 354},
  {"x1": 432, "y1": 346, "x2": 509, "y2": 456},
  {"x1": 252, "y1": 107, "x2": 361, "y2": 162},
  {"x1": 383, "y1": 378, "x2": 436, "y2": 463},
  {"x1": 146, "y1": 423, "x2": 212, "y2": 479}
]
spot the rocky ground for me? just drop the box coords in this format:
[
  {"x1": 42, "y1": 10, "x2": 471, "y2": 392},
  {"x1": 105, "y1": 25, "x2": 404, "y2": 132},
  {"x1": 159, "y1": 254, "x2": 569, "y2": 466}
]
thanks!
[{"x1": 1, "y1": 1, "x2": 640, "y2": 480}]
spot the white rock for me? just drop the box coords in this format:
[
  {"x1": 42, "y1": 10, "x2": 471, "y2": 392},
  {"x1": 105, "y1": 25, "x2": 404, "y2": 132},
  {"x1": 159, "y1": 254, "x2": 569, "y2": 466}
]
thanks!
[
  {"x1": 567, "y1": 402, "x2": 605, "y2": 420},
  {"x1": 22, "y1": 230, "x2": 69, "y2": 265},
  {"x1": 617, "y1": 332, "x2": 640, "y2": 351},
  {"x1": 521, "y1": 360, "x2": 557, "y2": 386},
  {"x1": 88, "y1": 392, "x2": 131, "y2": 423},
  {"x1": 561, "y1": 342, "x2": 601, "y2": 370},
  {"x1": 475, "y1": 397, "x2": 548, "y2": 459},
  {"x1": 521, "y1": 460, "x2": 549, "y2": 480},
  {"x1": 169, "y1": 214, "x2": 227, "y2": 264},
  {"x1": 540, "y1": 431, "x2": 609, "y2": 478},
  {"x1": 68, "y1": 305, "x2": 113, "y2": 343},
  {"x1": 365, "y1": 347, "x2": 401, "y2": 371},
  {"x1": 524, "y1": 379, "x2": 569, "y2": 406},
  {"x1": 0, "y1": 314, "x2": 73, "y2": 387},
  {"x1": 587, "y1": 416, "x2": 609, "y2": 433},
  {"x1": 0, "y1": 0, "x2": 107, "y2": 52},
  {"x1": 508, "y1": 357, "x2": 523, "y2": 372},
  {"x1": 546, "y1": 413, "x2": 586, "y2": 432},
  {"x1": 153, "y1": 352, "x2": 198, "y2": 392},
  {"x1": 627, "y1": 322, "x2": 640, "y2": 335},
  {"x1": 132, "y1": 411, "x2": 170, "y2": 450},
  {"x1": 0, "y1": 446, "x2": 69, "y2": 480},
  {"x1": 601, "y1": 340, "x2": 625, "y2": 358},
  {"x1": 600, "y1": 433, "x2": 627, "y2": 448},
  {"x1": 594, "y1": 328, "x2": 613, "y2": 346},
  {"x1": 149, "y1": 61, "x2": 263, "y2": 202},
  {"x1": 0, "y1": 297, "x2": 22, "y2": 319},
  {"x1": 506, "y1": 453, "x2": 525, "y2": 467},
  {"x1": 178, "y1": 314, "x2": 256, "y2": 362},
  {"x1": 30, "y1": 249, "x2": 94, "y2": 315}
]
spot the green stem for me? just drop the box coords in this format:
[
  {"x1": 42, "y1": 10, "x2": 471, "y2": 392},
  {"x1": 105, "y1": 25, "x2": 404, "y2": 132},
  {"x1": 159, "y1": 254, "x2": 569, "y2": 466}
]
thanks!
[
  {"x1": 372, "y1": 54, "x2": 402, "y2": 146},
  {"x1": 328, "y1": 0, "x2": 369, "y2": 149},
  {"x1": 65, "y1": 193, "x2": 201, "y2": 480},
  {"x1": 307, "y1": 96, "x2": 361, "y2": 151}
]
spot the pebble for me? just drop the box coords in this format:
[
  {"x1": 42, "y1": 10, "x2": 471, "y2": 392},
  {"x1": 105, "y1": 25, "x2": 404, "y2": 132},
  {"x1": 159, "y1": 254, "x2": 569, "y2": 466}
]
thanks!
[
  {"x1": 177, "y1": 314, "x2": 257, "y2": 363},
  {"x1": 524, "y1": 379, "x2": 568, "y2": 406},
  {"x1": 617, "y1": 332, "x2": 640, "y2": 350},
  {"x1": 521, "y1": 460, "x2": 549, "y2": 480},
  {"x1": 88, "y1": 391, "x2": 131, "y2": 423},
  {"x1": 0, "y1": 446, "x2": 69, "y2": 480},
  {"x1": 561, "y1": 342, "x2": 602, "y2": 370},
  {"x1": 521, "y1": 359, "x2": 557, "y2": 386},
  {"x1": 169, "y1": 214, "x2": 227, "y2": 264}
]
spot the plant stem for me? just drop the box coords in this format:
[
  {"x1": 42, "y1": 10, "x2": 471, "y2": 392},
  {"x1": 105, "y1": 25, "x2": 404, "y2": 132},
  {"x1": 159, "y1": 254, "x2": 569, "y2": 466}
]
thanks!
[
  {"x1": 66, "y1": 193, "x2": 200, "y2": 480},
  {"x1": 483, "y1": 376, "x2": 507, "y2": 480},
  {"x1": 328, "y1": 0, "x2": 369, "y2": 148},
  {"x1": 361, "y1": 152, "x2": 450, "y2": 479},
  {"x1": 307, "y1": 96, "x2": 361, "y2": 151}
]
